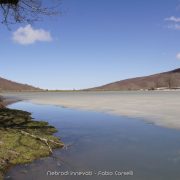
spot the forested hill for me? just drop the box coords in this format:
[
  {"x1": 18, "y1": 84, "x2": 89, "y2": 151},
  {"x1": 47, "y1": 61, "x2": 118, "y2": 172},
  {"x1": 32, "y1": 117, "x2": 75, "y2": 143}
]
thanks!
[{"x1": 87, "y1": 68, "x2": 180, "y2": 91}]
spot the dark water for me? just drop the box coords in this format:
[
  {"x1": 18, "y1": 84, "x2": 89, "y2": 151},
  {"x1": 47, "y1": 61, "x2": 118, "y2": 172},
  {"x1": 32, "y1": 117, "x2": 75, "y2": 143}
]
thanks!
[{"x1": 5, "y1": 102, "x2": 180, "y2": 180}]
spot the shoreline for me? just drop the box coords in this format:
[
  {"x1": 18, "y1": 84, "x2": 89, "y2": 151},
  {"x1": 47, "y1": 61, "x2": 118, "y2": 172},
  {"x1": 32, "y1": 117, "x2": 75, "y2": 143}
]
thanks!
[
  {"x1": 2, "y1": 91, "x2": 180, "y2": 130},
  {"x1": 0, "y1": 96, "x2": 21, "y2": 108},
  {"x1": 0, "y1": 96, "x2": 64, "y2": 180},
  {"x1": 31, "y1": 100, "x2": 180, "y2": 130}
]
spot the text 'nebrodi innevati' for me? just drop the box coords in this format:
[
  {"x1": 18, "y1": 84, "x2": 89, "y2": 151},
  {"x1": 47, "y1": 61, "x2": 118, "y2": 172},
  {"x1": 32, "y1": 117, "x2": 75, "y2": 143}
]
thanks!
[{"x1": 46, "y1": 170, "x2": 134, "y2": 176}]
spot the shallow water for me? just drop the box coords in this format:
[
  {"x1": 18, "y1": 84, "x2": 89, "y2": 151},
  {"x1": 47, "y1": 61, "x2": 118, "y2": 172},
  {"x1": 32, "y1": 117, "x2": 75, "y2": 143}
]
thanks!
[{"x1": 5, "y1": 101, "x2": 180, "y2": 180}]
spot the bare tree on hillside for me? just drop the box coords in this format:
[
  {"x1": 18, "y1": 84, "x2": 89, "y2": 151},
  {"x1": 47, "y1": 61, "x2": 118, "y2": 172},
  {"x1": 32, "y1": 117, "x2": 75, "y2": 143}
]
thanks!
[
  {"x1": 0, "y1": 0, "x2": 61, "y2": 25},
  {"x1": 166, "y1": 74, "x2": 177, "y2": 89}
]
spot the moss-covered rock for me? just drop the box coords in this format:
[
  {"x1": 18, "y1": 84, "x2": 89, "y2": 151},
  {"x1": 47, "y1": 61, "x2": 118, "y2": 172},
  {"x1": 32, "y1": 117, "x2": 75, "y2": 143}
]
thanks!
[{"x1": 0, "y1": 108, "x2": 64, "y2": 180}]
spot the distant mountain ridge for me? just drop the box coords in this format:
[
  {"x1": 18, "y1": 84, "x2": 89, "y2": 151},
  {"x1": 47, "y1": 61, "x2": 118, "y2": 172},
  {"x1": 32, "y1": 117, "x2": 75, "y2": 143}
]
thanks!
[
  {"x1": 0, "y1": 77, "x2": 42, "y2": 91},
  {"x1": 87, "y1": 68, "x2": 180, "y2": 91}
]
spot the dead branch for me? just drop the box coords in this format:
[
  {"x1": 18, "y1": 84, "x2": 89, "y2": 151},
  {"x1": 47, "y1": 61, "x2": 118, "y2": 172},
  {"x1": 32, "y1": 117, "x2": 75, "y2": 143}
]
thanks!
[
  {"x1": 20, "y1": 130, "x2": 63, "y2": 154},
  {"x1": 0, "y1": 0, "x2": 61, "y2": 25}
]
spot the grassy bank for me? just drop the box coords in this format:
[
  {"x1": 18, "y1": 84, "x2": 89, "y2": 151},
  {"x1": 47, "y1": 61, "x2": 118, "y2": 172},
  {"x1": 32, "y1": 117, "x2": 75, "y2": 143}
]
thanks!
[{"x1": 0, "y1": 107, "x2": 64, "y2": 180}]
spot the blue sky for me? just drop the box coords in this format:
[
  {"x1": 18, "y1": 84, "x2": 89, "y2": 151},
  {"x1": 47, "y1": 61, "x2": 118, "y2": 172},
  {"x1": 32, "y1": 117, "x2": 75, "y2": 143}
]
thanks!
[{"x1": 1, "y1": 0, "x2": 180, "y2": 90}]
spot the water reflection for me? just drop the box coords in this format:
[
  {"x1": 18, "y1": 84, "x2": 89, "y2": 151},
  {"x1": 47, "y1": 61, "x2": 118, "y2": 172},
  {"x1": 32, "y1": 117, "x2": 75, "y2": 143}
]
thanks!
[{"x1": 5, "y1": 102, "x2": 180, "y2": 180}]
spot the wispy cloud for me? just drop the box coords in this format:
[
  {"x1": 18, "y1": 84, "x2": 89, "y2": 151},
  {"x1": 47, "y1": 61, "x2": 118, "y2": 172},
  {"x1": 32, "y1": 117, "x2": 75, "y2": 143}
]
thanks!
[
  {"x1": 164, "y1": 16, "x2": 180, "y2": 30},
  {"x1": 13, "y1": 24, "x2": 52, "y2": 45},
  {"x1": 176, "y1": 52, "x2": 180, "y2": 60},
  {"x1": 165, "y1": 16, "x2": 180, "y2": 22},
  {"x1": 167, "y1": 23, "x2": 180, "y2": 30}
]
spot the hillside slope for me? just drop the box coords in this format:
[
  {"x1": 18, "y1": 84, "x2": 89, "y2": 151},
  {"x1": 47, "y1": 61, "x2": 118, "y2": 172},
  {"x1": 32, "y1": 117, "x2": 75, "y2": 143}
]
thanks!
[
  {"x1": 0, "y1": 77, "x2": 41, "y2": 91},
  {"x1": 88, "y1": 68, "x2": 180, "y2": 91}
]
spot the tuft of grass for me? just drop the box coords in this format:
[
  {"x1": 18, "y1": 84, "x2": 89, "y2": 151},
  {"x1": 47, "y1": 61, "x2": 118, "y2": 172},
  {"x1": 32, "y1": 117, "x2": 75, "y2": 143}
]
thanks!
[{"x1": 0, "y1": 108, "x2": 64, "y2": 180}]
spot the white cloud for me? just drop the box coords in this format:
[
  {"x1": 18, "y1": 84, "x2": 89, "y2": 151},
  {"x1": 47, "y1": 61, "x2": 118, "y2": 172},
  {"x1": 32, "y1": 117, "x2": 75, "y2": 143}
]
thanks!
[
  {"x1": 165, "y1": 16, "x2": 180, "y2": 22},
  {"x1": 167, "y1": 23, "x2": 180, "y2": 30},
  {"x1": 13, "y1": 24, "x2": 52, "y2": 45},
  {"x1": 176, "y1": 53, "x2": 180, "y2": 60},
  {"x1": 164, "y1": 16, "x2": 180, "y2": 30}
]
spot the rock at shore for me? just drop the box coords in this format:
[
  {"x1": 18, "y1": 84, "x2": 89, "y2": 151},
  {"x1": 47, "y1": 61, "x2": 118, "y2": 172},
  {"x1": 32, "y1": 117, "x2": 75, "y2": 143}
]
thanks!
[
  {"x1": 0, "y1": 104, "x2": 4, "y2": 109},
  {"x1": 0, "y1": 96, "x2": 4, "y2": 109}
]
